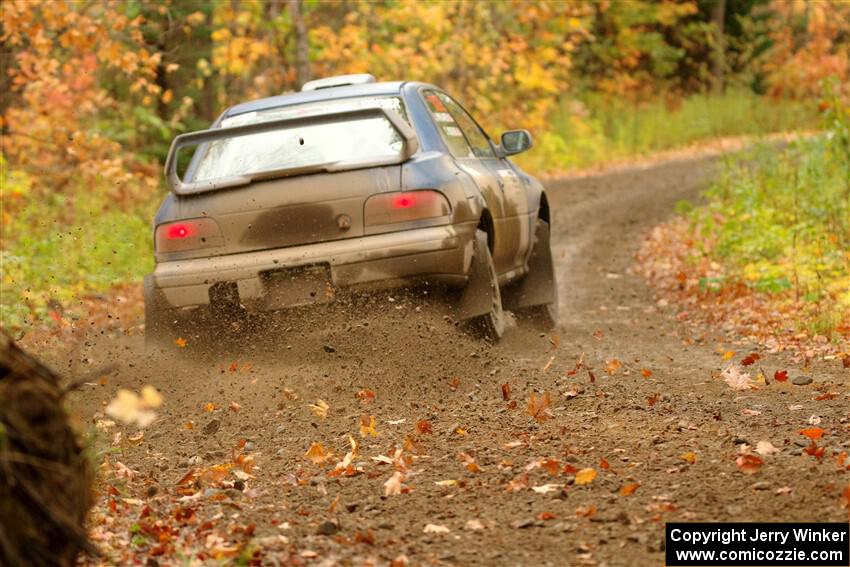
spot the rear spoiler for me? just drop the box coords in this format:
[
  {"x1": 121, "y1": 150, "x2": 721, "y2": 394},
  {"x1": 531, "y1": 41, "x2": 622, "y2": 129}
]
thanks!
[{"x1": 164, "y1": 107, "x2": 419, "y2": 195}]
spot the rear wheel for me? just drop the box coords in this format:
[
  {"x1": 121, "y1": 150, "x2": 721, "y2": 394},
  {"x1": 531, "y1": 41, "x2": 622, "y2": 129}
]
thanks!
[{"x1": 469, "y1": 230, "x2": 505, "y2": 341}]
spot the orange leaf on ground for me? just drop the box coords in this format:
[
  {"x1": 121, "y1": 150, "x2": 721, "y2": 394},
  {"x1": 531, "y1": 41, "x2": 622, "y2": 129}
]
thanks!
[
  {"x1": 722, "y1": 350, "x2": 736, "y2": 361},
  {"x1": 575, "y1": 505, "x2": 597, "y2": 517},
  {"x1": 174, "y1": 337, "x2": 187, "y2": 347},
  {"x1": 527, "y1": 391, "x2": 553, "y2": 422},
  {"x1": 804, "y1": 441, "x2": 825, "y2": 460},
  {"x1": 359, "y1": 415, "x2": 379, "y2": 437},
  {"x1": 600, "y1": 458, "x2": 610, "y2": 470},
  {"x1": 641, "y1": 368, "x2": 653, "y2": 378},
  {"x1": 800, "y1": 428, "x2": 825, "y2": 440},
  {"x1": 501, "y1": 383, "x2": 511, "y2": 401},
  {"x1": 681, "y1": 452, "x2": 697, "y2": 464},
  {"x1": 647, "y1": 393, "x2": 661, "y2": 407},
  {"x1": 355, "y1": 389, "x2": 375, "y2": 402},
  {"x1": 203, "y1": 403, "x2": 216, "y2": 413},
  {"x1": 840, "y1": 485, "x2": 850, "y2": 508},
  {"x1": 741, "y1": 353, "x2": 760, "y2": 366},
  {"x1": 735, "y1": 454, "x2": 763, "y2": 474},
  {"x1": 449, "y1": 376, "x2": 461, "y2": 391},
  {"x1": 575, "y1": 468, "x2": 596, "y2": 485},
  {"x1": 620, "y1": 482, "x2": 640, "y2": 496},
  {"x1": 416, "y1": 420, "x2": 433, "y2": 434},
  {"x1": 774, "y1": 370, "x2": 788, "y2": 382},
  {"x1": 305, "y1": 442, "x2": 330, "y2": 465},
  {"x1": 541, "y1": 459, "x2": 560, "y2": 476},
  {"x1": 604, "y1": 358, "x2": 622, "y2": 375},
  {"x1": 537, "y1": 511, "x2": 557, "y2": 521}
]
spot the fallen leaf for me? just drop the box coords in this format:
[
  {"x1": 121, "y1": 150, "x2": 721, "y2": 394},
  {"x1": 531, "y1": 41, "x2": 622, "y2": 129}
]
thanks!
[
  {"x1": 309, "y1": 399, "x2": 329, "y2": 420},
  {"x1": 305, "y1": 442, "x2": 331, "y2": 465},
  {"x1": 741, "y1": 353, "x2": 760, "y2": 366},
  {"x1": 541, "y1": 458, "x2": 560, "y2": 476},
  {"x1": 542, "y1": 355, "x2": 555, "y2": 372},
  {"x1": 174, "y1": 337, "x2": 187, "y2": 348},
  {"x1": 506, "y1": 474, "x2": 529, "y2": 492},
  {"x1": 647, "y1": 393, "x2": 661, "y2": 407},
  {"x1": 501, "y1": 383, "x2": 511, "y2": 401},
  {"x1": 735, "y1": 454, "x2": 763, "y2": 474},
  {"x1": 840, "y1": 485, "x2": 850, "y2": 508},
  {"x1": 355, "y1": 389, "x2": 375, "y2": 402},
  {"x1": 722, "y1": 350, "x2": 736, "y2": 361},
  {"x1": 416, "y1": 420, "x2": 433, "y2": 434},
  {"x1": 531, "y1": 483, "x2": 562, "y2": 494},
  {"x1": 454, "y1": 427, "x2": 468, "y2": 436},
  {"x1": 721, "y1": 364, "x2": 755, "y2": 390},
  {"x1": 620, "y1": 482, "x2": 640, "y2": 496},
  {"x1": 592, "y1": 330, "x2": 604, "y2": 341},
  {"x1": 755, "y1": 441, "x2": 779, "y2": 456},
  {"x1": 203, "y1": 402, "x2": 216, "y2": 413},
  {"x1": 537, "y1": 511, "x2": 557, "y2": 521},
  {"x1": 527, "y1": 391, "x2": 553, "y2": 422},
  {"x1": 815, "y1": 392, "x2": 837, "y2": 401},
  {"x1": 384, "y1": 471, "x2": 405, "y2": 496},
  {"x1": 604, "y1": 358, "x2": 622, "y2": 375},
  {"x1": 229, "y1": 401, "x2": 241, "y2": 413},
  {"x1": 804, "y1": 441, "x2": 825, "y2": 460},
  {"x1": 600, "y1": 458, "x2": 610, "y2": 470},
  {"x1": 184, "y1": 421, "x2": 194, "y2": 430},
  {"x1": 681, "y1": 452, "x2": 697, "y2": 464},
  {"x1": 774, "y1": 370, "x2": 788, "y2": 382},
  {"x1": 575, "y1": 505, "x2": 597, "y2": 517},
  {"x1": 641, "y1": 368, "x2": 653, "y2": 378},
  {"x1": 449, "y1": 377, "x2": 461, "y2": 391},
  {"x1": 359, "y1": 415, "x2": 379, "y2": 437},
  {"x1": 574, "y1": 468, "x2": 596, "y2": 485},
  {"x1": 800, "y1": 427, "x2": 825, "y2": 440},
  {"x1": 423, "y1": 524, "x2": 450, "y2": 534}
]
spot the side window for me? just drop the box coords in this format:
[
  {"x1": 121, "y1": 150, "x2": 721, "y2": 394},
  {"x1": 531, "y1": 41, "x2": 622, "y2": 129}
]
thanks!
[
  {"x1": 423, "y1": 91, "x2": 474, "y2": 159},
  {"x1": 437, "y1": 93, "x2": 495, "y2": 159}
]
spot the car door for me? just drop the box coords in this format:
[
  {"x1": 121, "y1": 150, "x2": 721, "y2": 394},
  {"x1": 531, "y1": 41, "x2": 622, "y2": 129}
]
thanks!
[{"x1": 428, "y1": 91, "x2": 530, "y2": 273}]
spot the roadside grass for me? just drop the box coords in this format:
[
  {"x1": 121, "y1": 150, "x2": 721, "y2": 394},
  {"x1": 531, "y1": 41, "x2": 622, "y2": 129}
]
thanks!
[
  {"x1": 0, "y1": 166, "x2": 158, "y2": 329},
  {"x1": 517, "y1": 89, "x2": 819, "y2": 173},
  {"x1": 636, "y1": 94, "x2": 849, "y2": 351},
  {"x1": 0, "y1": 90, "x2": 824, "y2": 332}
]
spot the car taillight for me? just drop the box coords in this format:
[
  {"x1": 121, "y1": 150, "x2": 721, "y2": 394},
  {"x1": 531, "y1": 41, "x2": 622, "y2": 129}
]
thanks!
[
  {"x1": 364, "y1": 190, "x2": 450, "y2": 226},
  {"x1": 155, "y1": 218, "x2": 223, "y2": 253}
]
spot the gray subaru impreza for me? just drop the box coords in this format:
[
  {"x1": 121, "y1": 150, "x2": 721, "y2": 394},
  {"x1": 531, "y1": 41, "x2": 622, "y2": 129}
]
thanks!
[{"x1": 145, "y1": 74, "x2": 557, "y2": 345}]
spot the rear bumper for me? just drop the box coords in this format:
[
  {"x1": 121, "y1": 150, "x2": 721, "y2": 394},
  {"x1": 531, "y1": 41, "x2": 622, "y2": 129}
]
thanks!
[{"x1": 148, "y1": 222, "x2": 477, "y2": 309}]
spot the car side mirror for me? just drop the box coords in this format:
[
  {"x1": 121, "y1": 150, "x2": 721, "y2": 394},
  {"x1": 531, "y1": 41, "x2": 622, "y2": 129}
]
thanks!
[{"x1": 500, "y1": 130, "x2": 533, "y2": 156}]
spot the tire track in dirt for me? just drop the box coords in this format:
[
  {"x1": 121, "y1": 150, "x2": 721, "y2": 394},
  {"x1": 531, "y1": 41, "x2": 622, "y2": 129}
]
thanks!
[{"x1": 49, "y1": 154, "x2": 848, "y2": 566}]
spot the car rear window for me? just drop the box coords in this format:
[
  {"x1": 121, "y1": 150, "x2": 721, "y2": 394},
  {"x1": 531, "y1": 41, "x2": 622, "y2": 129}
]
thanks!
[{"x1": 188, "y1": 97, "x2": 409, "y2": 183}]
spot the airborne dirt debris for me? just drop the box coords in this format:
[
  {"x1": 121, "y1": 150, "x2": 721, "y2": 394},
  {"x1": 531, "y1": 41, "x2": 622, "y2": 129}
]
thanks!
[{"x1": 26, "y1": 156, "x2": 850, "y2": 566}]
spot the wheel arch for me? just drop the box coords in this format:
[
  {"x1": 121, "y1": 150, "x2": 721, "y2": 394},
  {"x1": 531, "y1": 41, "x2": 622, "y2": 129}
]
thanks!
[{"x1": 477, "y1": 209, "x2": 495, "y2": 253}]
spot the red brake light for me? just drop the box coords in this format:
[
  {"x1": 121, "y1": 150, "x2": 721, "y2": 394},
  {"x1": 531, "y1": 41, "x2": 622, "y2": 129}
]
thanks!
[
  {"x1": 365, "y1": 190, "x2": 450, "y2": 227},
  {"x1": 155, "y1": 218, "x2": 223, "y2": 253},
  {"x1": 165, "y1": 224, "x2": 193, "y2": 239}
]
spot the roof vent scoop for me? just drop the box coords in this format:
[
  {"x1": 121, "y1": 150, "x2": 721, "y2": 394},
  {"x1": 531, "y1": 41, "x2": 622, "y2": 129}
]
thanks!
[{"x1": 301, "y1": 74, "x2": 376, "y2": 92}]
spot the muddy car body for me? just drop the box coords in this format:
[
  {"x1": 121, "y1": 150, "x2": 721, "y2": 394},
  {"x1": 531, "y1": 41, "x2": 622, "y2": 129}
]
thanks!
[{"x1": 145, "y1": 74, "x2": 557, "y2": 343}]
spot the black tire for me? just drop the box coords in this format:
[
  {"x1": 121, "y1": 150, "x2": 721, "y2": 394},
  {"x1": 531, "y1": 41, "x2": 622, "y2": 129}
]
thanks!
[
  {"x1": 470, "y1": 230, "x2": 506, "y2": 341},
  {"x1": 515, "y1": 219, "x2": 559, "y2": 330}
]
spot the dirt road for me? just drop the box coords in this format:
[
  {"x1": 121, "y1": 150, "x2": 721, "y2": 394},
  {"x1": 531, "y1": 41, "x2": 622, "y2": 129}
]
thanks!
[{"x1": 44, "y1": 155, "x2": 848, "y2": 566}]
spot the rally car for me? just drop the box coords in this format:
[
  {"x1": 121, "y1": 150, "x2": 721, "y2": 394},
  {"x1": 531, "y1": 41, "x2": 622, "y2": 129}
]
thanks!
[{"x1": 145, "y1": 74, "x2": 557, "y2": 344}]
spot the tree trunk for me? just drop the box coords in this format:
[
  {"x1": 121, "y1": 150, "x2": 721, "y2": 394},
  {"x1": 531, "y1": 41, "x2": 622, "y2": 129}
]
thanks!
[
  {"x1": 0, "y1": 333, "x2": 94, "y2": 566},
  {"x1": 288, "y1": 0, "x2": 312, "y2": 89},
  {"x1": 711, "y1": 0, "x2": 726, "y2": 94}
]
